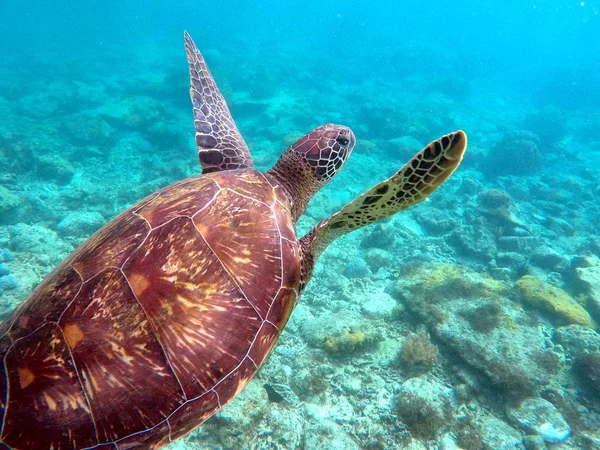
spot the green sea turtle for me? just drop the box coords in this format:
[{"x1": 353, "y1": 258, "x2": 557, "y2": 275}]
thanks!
[{"x1": 0, "y1": 32, "x2": 467, "y2": 449}]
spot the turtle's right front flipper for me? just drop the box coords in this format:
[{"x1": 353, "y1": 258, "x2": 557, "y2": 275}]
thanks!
[
  {"x1": 184, "y1": 31, "x2": 253, "y2": 173},
  {"x1": 299, "y1": 130, "x2": 467, "y2": 286}
]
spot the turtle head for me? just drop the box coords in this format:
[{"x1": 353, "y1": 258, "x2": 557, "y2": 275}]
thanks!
[
  {"x1": 268, "y1": 123, "x2": 355, "y2": 222},
  {"x1": 287, "y1": 123, "x2": 355, "y2": 182}
]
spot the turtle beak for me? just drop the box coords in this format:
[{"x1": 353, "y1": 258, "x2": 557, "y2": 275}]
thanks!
[{"x1": 348, "y1": 128, "x2": 356, "y2": 152}]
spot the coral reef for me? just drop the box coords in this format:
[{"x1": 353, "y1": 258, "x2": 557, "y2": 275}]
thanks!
[
  {"x1": 477, "y1": 416, "x2": 523, "y2": 449},
  {"x1": 401, "y1": 263, "x2": 508, "y2": 304},
  {"x1": 530, "y1": 246, "x2": 570, "y2": 272},
  {"x1": 573, "y1": 353, "x2": 600, "y2": 398},
  {"x1": 359, "y1": 222, "x2": 398, "y2": 249},
  {"x1": 56, "y1": 211, "x2": 105, "y2": 238},
  {"x1": 34, "y1": 154, "x2": 75, "y2": 184},
  {"x1": 290, "y1": 367, "x2": 330, "y2": 399},
  {"x1": 460, "y1": 301, "x2": 503, "y2": 333},
  {"x1": 61, "y1": 113, "x2": 116, "y2": 146},
  {"x1": 555, "y1": 325, "x2": 600, "y2": 401},
  {"x1": 398, "y1": 330, "x2": 438, "y2": 373},
  {"x1": 0, "y1": 185, "x2": 24, "y2": 223},
  {"x1": 515, "y1": 275, "x2": 596, "y2": 328},
  {"x1": 507, "y1": 397, "x2": 571, "y2": 444},
  {"x1": 413, "y1": 206, "x2": 457, "y2": 235},
  {"x1": 364, "y1": 248, "x2": 393, "y2": 272},
  {"x1": 482, "y1": 130, "x2": 543, "y2": 178},
  {"x1": 304, "y1": 421, "x2": 360, "y2": 450},
  {"x1": 475, "y1": 188, "x2": 525, "y2": 229},
  {"x1": 477, "y1": 188, "x2": 512, "y2": 214},
  {"x1": 573, "y1": 255, "x2": 600, "y2": 321},
  {"x1": 2, "y1": 17, "x2": 600, "y2": 449},
  {"x1": 396, "y1": 264, "x2": 565, "y2": 399},
  {"x1": 0, "y1": 270, "x2": 17, "y2": 293},
  {"x1": 7, "y1": 223, "x2": 71, "y2": 256},
  {"x1": 342, "y1": 257, "x2": 371, "y2": 279},
  {"x1": 323, "y1": 327, "x2": 378, "y2": 354},
  {"x1": 456, "y1": 425, "x2": 485, "y2": 450},
  {"x1": 555, "y1": 324, "x2": 600, "y2": 359},
  {"x1": 447, "y1": 220, "x2": 498, "y2": 262},
  {"x1": 394, "y1": 376, "x2": 453, "y2": 440}
]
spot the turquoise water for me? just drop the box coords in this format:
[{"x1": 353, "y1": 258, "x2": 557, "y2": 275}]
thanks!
[{"x1": 1, "y1": 1, "x2": 599, "y2": 449}]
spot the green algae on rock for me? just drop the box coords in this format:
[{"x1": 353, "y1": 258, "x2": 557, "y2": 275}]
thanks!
[
  {"x1": 515, "y1": 275, "x2": 596, "y2": 328},
  {"x1": 396, "y1": 263, "x2": 566, "y2": 399},
  {"x1": 323, "y1": 327, "x2": 379, "y2": 354}
]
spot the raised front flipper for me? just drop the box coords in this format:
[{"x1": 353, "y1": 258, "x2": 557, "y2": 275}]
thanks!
[
  {"x1": 300, "y1": 130, "x2": 467, "y2": 286},
  {"x1": 184, "y1": 31, "x2": 253, "y2": 173}
]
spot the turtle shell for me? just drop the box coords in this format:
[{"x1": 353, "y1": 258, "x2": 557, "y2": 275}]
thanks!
[{"x1": 0, "y1": 169, "x2": 300, "y2": 449}]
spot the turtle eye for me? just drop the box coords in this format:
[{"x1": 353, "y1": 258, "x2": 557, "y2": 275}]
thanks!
[{"x1": 336, "y1": 137, "x2": 349, "y2": 146}]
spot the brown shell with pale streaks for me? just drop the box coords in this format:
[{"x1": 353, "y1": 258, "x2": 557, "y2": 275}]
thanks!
[{"x1": 0, "y1": 169, "x2": 300, "y2": 450}]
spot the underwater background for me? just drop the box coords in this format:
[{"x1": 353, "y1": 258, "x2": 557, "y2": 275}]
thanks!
[{"x1": 1, "y1": 0, "x2": 600, "y2": 449}]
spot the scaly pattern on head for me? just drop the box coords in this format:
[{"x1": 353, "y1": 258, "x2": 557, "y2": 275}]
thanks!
[{"x1": 267, "y1": 123, "x2": 355, "y2": 221}]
